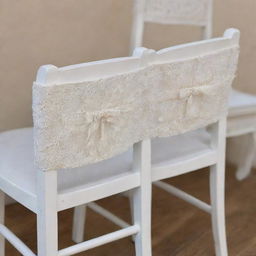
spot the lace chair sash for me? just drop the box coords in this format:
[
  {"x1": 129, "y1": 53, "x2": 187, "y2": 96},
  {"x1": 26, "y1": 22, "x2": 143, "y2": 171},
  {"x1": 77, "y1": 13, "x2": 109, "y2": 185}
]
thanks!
[{"x1": 33, "y1": 46, "x2": 239, "y2": 171}]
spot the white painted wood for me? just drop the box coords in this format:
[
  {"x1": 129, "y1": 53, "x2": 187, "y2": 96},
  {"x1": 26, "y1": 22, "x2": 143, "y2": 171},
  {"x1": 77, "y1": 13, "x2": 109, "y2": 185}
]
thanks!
[
  {"x1": 155, "y1": 28, "x2": 239, "y2": 63},
  {"x1": 132, "y1": 140, "x2": 152, "y2": 256},
  {"x1": 37, "y1": 170, "x2": 58, "y2": 256},
  {"x1": 227, "y1": 126, "x2": 256, "y2": 138},
  {"x1": 129, "y1": 190, "x2": 136, "y2": 242},
  {"x1": 130, "y1": 0, "x2": 146, "y2": 54},
  {"x1": 36, "y1": 64, "x2": 59, "y2": 85},
  {"x1": 131, "y1": 0, "x2": 213, "y2": 51},
  {"x1": 210, "y1": 118, "x2": 228, "y2": 256},
  {"x1": 131, "y1": 46, "x2": 152, "y2": 255},
  {"x1": 210, "y1": 165, "x2": 228, "y2": 256},
  {"x1": 59, "y1": 225, "x2": 139, "y2": 256},
  {"x1": 58, "y1": 172, "x2": 140, "y2": 211},
  {"x1": 236, "y1": 132, "x2": 256, "y2": 180},
  {"x1": 37, "y1": 58, "x2": 141, "y2": 85},
  {"x1": 202, "y1": 0, "x2": 213, "y2": 39},
  {"x1": 132, "y1": 0, "x2": 213, "y2": 46},
  {"x1": 88, "y1": 202, "x2": 129, "y2": 229},
  {"x1": 72, "y1": 202, "x2": 132, "y2": 244},
  {"x1": 0, "y1": 224, "x2": 35, "y2": 256},
  {"x1": 154, "y1": 181, "x2": 212, "y2": 214},
  {"x1": 72, "y1": 205, "x2": 86, "y2": 243},
  {"x1": 0, "y1": 175, "x2": 37, "y2": 213},
  {"x1": 152, "y1": 149, "x2": 217, "y2": 182},
  {"x1": 0, "y1": 191, "x2": 4, "y2": 256},
  {"x1": 227, "y1": 91, "x2": 256, "y2": 179}
]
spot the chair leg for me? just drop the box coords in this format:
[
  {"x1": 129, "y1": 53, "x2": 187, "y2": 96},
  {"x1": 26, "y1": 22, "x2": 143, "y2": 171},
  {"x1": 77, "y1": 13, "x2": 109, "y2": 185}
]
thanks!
[
  {"x1": 72, "y1": 205, "x2": 86, "y2": 243},
  {"x1": 37, "y1": 171, "x2": 58, "y2": 256},
  {"x1": 132, "y1": 140, "x2": 152, "y2": 256},
  {"x1": 210, "y1": 164, "x2": 228, "y2": 256},
  {"x1": 129, "y1": 193, "x2": 136, "y2": 243},
  {"x1": 132, "y1": 186, "x2": 152, "y2": 256},
  {"x1": 236, "y1": 132, "x2": 256, "y2": 181},
  {"x1": 0, "y1": 191, "x2": 5, "y2": 256}
]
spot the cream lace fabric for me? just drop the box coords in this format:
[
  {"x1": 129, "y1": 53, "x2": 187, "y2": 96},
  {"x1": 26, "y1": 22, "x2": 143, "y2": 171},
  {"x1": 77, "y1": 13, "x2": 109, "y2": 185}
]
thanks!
[
  {"x1": 33, "y1": 46, "x2": 239, "y2": 171},
  {"x1": 144, "y1": 0, "x2": 210, "y2": 26}
]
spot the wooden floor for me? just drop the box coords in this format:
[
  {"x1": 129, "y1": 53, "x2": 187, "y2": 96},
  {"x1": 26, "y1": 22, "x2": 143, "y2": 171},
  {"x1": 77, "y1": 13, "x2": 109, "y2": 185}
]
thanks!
[{"x1": 4, "y1": 165, "x2": 256, "y2": 256}]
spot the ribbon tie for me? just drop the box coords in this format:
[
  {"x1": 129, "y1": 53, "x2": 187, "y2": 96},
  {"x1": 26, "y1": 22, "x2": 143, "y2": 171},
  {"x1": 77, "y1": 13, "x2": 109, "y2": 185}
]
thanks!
[
  {"x1": 86, "y1": 108, "x2": 128, "y2": 146},
  {"x1": 179, "y1": 85, "x2": 218, "y2": 118}
]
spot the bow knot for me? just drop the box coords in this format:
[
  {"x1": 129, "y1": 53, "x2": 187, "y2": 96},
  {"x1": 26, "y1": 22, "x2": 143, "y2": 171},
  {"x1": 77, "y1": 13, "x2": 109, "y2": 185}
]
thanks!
[
  {"x1": 86, "y1": 108, "x2": 129, "y2": 151},
  {"x1": 179, "y1": 85, "x2": 217, "y2": 118}
]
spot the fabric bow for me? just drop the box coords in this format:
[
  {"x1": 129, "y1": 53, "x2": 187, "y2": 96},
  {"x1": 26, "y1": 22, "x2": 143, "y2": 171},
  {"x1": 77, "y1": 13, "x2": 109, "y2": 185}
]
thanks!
[
  {"x1": 179, "y1": 85, "x2": 218, "y2": 118},
  {"x1": 86, "y1": 108, "x2": 128, "y2": 147}
]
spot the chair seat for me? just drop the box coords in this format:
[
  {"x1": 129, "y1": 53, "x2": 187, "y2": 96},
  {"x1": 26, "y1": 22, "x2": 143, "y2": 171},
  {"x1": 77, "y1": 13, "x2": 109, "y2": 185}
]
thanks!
[
  {"x1": 227, "y1": 90, "x2": 256, "y2": 136},
  {"x1": 229, "y1": 89, "x2": 256, "y2": 116},
  {"x1": 0, "y1": 127, "x2": 211, "y2": 197}
]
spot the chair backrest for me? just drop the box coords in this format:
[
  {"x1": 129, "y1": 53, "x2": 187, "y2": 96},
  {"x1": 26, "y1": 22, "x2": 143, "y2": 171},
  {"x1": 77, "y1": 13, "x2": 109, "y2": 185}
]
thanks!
[
  {"x1": 131, "y1": 0, "x2": 213, "y2": 51},
  {"x1": 33, "y1": 29, "x2": 239, "y2": 171}
]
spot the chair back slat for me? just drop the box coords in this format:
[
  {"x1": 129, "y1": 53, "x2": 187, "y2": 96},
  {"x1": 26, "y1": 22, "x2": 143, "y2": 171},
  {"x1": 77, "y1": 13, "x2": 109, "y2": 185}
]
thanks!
[
  {"x1": 144, "y1": 0, "x2": 212, "y2": 27},
  {"x1": 130, "y1": 0, "x2": 213, "y2": 52},
  {"x1": 33, "y1": 29, "x2": 239, "y2": 171}
]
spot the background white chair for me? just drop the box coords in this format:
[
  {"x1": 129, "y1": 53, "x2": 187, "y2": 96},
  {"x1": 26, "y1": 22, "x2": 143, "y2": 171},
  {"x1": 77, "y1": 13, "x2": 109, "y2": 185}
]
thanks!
[
  {"x1": 0, "y1": 50, "x2": 159, "y2": 256},
  {"x1": 131, "y1": 0, "x2": 256, "y2": 181},
  {"x1": 73, "y1": 28, "x2": 240, "y2": 256}
]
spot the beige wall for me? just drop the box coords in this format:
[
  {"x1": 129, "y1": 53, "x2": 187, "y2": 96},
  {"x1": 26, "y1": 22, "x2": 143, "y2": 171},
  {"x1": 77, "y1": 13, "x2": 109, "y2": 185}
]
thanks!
[{"x1": 1, "y1": 0, "x2": 256, "y2": 132}]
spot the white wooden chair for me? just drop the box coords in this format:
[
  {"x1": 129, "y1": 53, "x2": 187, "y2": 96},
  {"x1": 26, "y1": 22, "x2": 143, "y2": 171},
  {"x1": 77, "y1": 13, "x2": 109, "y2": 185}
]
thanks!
[
  {"x1": 0, "y1": 51, "x2": 158, "y2": 255},
  {"x1": 73, "y1": 28, "x2": 240, "y2": 255},
  {"x1": 131, "y1": 0, "x2": 256, "y2": 181}
]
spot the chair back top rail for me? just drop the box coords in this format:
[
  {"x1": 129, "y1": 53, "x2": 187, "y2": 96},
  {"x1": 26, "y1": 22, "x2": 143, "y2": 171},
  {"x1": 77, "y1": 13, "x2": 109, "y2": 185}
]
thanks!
[
  {"x1": 130, "y1": 0, "x2": 213, "y2": 52},
  {"x1": 37, "y1": 29, "x2": 238, "y2": 86},
  {"x1": 143, "y1": 0, "x2": 212, "y2": 27},
  {"x1": 33, "y1": 29, "x2": 239, "y2": 171}
]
